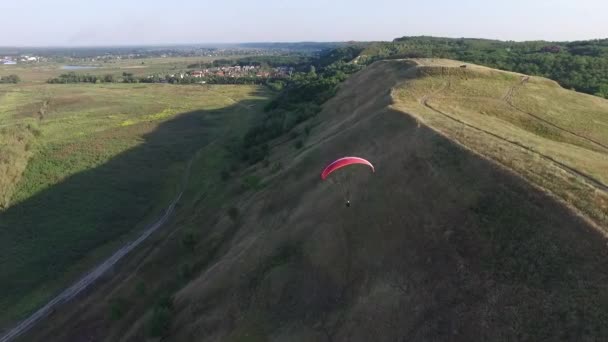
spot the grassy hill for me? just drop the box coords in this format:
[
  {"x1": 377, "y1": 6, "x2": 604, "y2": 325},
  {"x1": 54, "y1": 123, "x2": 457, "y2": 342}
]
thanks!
[
  {"x1": 22, "y1": 59, "x2": 608, "y2": 341},
  {"x1": 356, "y1": 36, "x2": 608, "y2": 98},
  {"x1": 392, "y1": 59, "x2": 608, "y2": 231},
  {"x1": 0, "y1": 57, "x2": 220, "y2": 83},
  {"x1": 0, "y1": 82, "x2": 271, "y2": 328}
]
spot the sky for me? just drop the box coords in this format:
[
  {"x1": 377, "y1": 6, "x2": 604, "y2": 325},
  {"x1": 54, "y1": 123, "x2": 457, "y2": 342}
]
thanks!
[{"x1": 1, "y1": 0, "x2": 607, "y2": 46}]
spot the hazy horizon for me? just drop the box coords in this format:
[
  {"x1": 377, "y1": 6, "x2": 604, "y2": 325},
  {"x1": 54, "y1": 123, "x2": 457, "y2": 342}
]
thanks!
[{"x1": 1, "y1": 0, "x2": 607, "y2": 47}]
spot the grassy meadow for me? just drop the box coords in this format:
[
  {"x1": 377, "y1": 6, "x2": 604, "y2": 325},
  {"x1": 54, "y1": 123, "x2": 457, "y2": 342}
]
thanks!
[
  {"x1": 392, "y1": 59, "x2": 608, "y2": 230},
  {"x1": 0, "y1": 56, "x2": 222, "y2": 83},
  {"x1": 0, "y1": 79, "x2": 271, "y2": 327}
]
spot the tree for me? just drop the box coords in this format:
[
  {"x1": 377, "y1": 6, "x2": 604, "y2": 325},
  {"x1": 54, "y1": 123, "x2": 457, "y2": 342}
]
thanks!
[
  {"x1": 0, "y1": 74, "x2": 20, "y2": 84},
  {"x1": 308, "y1": 65, "x2": 317, "y2": 77},
  {"x1": 597, "y1": 84, "x2": 608, "y2": 99}
]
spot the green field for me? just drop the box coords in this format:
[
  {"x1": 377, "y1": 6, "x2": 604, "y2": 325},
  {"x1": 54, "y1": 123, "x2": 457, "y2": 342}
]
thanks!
[
  {"x1": 0, "y1": 56, "x2": 224, "y2": 83},
  {"x1": 0, "y1": 81, "x2": 271, "y2": 327}
]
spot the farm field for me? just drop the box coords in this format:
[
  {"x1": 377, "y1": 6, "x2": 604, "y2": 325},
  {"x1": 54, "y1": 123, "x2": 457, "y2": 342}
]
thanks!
[{"x1": 0, "y1": 56, "x2": 231, "y2": 83}]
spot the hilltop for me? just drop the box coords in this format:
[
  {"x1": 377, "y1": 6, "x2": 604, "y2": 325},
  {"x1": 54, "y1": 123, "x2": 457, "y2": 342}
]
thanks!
[{"x1": 24, "y1": 59, "x2": 608, "y2": 341}]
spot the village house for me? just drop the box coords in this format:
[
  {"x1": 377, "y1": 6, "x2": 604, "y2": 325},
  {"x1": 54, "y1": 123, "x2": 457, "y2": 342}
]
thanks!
[{"x1": 191, "y1": 71, "x2": 204, "y2": 78}]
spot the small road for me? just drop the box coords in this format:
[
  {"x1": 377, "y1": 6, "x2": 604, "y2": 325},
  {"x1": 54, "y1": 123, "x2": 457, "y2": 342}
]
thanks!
[{"x1": 0, "y1": 159, "x2": 193, "y2": 342}]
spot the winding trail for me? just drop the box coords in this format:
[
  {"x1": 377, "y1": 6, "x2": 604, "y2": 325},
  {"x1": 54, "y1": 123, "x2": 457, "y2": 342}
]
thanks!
[
  {"x1": 419, "y1": 79, "x2": 608, "y2": 193},
  {"x1": 502, "y1": 77, "x2": 608, "y2": 152},
  {"x1": 0, "y1": 159, "x2": 193, "y2": 342}
]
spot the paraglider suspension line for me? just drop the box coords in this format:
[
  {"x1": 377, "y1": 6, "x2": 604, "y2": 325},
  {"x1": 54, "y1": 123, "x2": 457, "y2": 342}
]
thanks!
[{"x1": 330, "y1": 172, "x2": 353, "y2": 207}]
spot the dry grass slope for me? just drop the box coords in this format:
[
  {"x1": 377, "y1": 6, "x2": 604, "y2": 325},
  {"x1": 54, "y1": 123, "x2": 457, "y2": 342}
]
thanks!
[
  {"x1": 0, "y1": 82, "x2": 270, "y2": 330},
  {"x1": 167, "y1": 60, "x2": 608, "y2": 340},
  {"x1": 21, "y1": 59, "x2": 608, "y2": 341}
]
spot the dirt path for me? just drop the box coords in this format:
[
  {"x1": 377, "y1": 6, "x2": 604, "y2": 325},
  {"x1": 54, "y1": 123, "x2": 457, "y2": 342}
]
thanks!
[
  {"x1": 0, "y1": 159, "x2": 193, "y2": 342},
  {"x1": 419, "y1": 80, "x2": 608, "y2": 193},
  {"x1": 502, "y1": 77, "x2": 608, "y2": 152}
]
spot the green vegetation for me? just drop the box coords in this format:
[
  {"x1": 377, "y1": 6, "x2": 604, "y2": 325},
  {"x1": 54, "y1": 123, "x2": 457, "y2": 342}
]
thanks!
[
  {"x1": 241, "y1": 52, "x2": 363, "y2": 163},
  {"x1": 0, "y1": 74, "x2": 20, "y2": 83},
  {"x1": 48, "y1": 71, "x2": 282, "y2": 85},
  {"x1": 15, "y1": 46, "x2": 608, "y2": 342},
  {"x1": 109, "y1": 297, "x2": 130, "y2": 320},
  {"x1": 0, "y1": 81, "x2": 270, "y2": 326},
  {"x1": 145, "y1": 296, "x2": 174, "y2": 337},
  {"x1": 391, "y1": 59, "x2": 608, "y2": 229},
  {"x1": 359, "y1": 36, "x2": 608, "y2": 98},
  {"x1": 0, "y1": 56, "x2": 222, "y2": 83},
  {"x1": 228, "y1": 206, "x2": 239, "y2": 221},
  {"x1": 47, "y1": 72, "x2": 103, "y2": 83},
  {"x1": 188, "y1": 55, "x2": 311, "y2": 69}
]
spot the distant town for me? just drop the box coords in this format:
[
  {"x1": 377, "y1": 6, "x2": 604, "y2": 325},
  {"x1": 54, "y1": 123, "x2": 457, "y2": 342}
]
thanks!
[{"x1": 188, "y1": 65, "x2": 293, "y2": 79}]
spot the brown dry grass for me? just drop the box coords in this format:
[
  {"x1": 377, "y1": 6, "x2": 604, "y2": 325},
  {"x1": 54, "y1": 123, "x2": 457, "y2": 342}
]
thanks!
[{"x1": 21, "y1": 60, "x2": 608, "y2": 342}]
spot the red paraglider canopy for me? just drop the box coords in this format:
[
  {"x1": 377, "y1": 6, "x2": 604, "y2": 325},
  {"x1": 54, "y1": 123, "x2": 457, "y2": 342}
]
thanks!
[{"x1": 321, "y1": 157, "x2": 374, "y2": 180}]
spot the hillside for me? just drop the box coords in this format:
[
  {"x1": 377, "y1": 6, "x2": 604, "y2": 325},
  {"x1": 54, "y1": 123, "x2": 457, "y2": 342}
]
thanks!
[
  {"x1": 356, "y1": 36, "x2": 608, "y2": 98},
  {"x1": 22, "y1": 60, "x2": 608, "y2": 341},
  {"x1": 0, "y1": 82, "x2": 271, "y2": 330}
]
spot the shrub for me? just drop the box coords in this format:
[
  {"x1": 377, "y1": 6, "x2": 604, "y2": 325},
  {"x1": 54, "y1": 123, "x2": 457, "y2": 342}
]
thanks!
[
  {"x1": 146, "y1": 306, "x2": 172, "y2": 337},
  {"x1": 109, "y1": 297, "x2": 129, "y2": 320},
  {"x1": 271, "y1": 162, "x2": 283, "y2": 174},
  {"x1": 179, "y1": 263, "x2": 194, "y2": 280},
  {"x1": 228, "y1": 206, "x2": 239, "y2": 221},
  {"x1": 135, "y1": 281, "x2": 146, "y2": 296},
  {"x1": 146, "y1": 295, "x2": 174, "y2": 337},
  {"x1": 243, "y1": 175, "x2": 263, "y2": 190},
  {"x1": 181, "y1": 231, "x2": 199, "y2": 252},
  {"x1": 220, "y1": 168, "x2": 231, "y2": 181},
  {"x1": 304, "y1": 125, "x2": 312, "y2": 136}
]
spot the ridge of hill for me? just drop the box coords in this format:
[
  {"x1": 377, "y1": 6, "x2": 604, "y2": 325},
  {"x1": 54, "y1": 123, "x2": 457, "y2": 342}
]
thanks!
[
  {"x1": 391, "y1": 59, "x2": 608, "y2": 231},
  {"x1": 24, "y1": 59, "x2": 608, "y2": 341}
]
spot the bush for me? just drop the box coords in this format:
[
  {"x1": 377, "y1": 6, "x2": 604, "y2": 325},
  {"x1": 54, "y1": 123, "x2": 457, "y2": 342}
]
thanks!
[
  {"x1": 304, "y1": 125, "x2": 312, "y2": 136},
  {"x1": 146, "y1": 295, "x2": 174, "y2": 337},
  {"x1": 146, "y1": 306, "x2": 172, "y2": 337},
  {"x1": 181, "y1": 231, "x2": 199, "y2": 252},
  {"x1": 228, "y1": 206, "x2": 239, "y2": 221},
  {"x1": 242, "y1": 175, "x2": 263, "y2": 190},
  {"x1": 271, "y1": 162, "x2": 283, "y2": 174},
  {"x1": 294, "y1": 140, "x2": 304, "y2": 149},
  {"x1": 220, "y1": 168, "x2": 231, "y2": 181},
  {"x1": 179, "y1": 263, "x2": 194, "y2": 280},
  {"x1": 109, "y1": 297, "x2": 129, "y2": 320},
  {"x1": 135, "y1": 281, "x2": 146, "y2": 296},
  {"x1": 0, "y1": 74, "x2": 20, "y2": 84}
]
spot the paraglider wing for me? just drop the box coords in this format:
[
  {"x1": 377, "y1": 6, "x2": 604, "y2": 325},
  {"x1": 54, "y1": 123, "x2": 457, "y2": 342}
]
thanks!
[{"x1": 321, "y1": 157, "x2": 374, "y2": 180}]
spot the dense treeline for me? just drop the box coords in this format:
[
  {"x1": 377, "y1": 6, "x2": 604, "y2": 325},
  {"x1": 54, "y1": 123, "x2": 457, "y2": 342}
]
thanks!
[
  {"x1": 0, "y1": 74, "x2": 20, "y2": 83},
  {"x1": 240, "y1": 51, "x2": 364, "y2": 164},
  {"x1": 187, "y1": 55, "x2": 311, "y2": 70},
  {"x1": 361, "y1": 36, "x2": 608, "y2": 98},
  {"x1": 47, "y1": 72, "x2": 284, "y2": 85},
  {"x1": 47, "y1": 72, "x2": 106, "y2": 84}
]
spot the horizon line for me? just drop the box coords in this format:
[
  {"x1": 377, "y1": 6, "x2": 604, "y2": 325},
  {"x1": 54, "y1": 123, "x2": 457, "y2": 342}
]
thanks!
[{"x1": 1, "y1": 35, "x2": 607, "y2": 49}]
